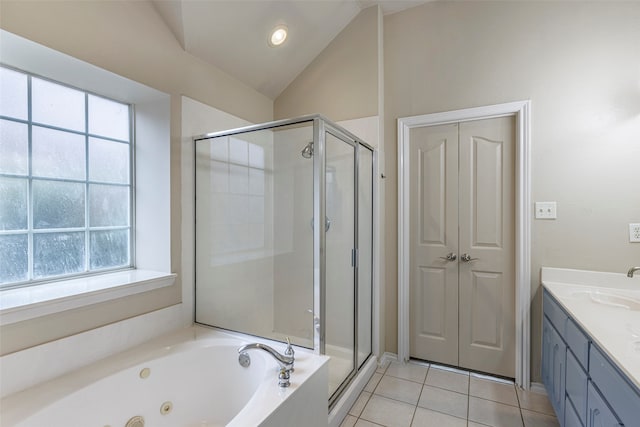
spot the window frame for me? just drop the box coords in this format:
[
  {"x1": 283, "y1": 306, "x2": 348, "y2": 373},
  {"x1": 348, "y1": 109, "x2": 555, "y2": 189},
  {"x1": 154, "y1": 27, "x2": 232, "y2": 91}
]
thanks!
[
  {"x1": 0, "y1": 64, "x2": 136, "y2": 289},
  {"x1": 0, "y1": 29, "x2": 174, "y2": 327}
]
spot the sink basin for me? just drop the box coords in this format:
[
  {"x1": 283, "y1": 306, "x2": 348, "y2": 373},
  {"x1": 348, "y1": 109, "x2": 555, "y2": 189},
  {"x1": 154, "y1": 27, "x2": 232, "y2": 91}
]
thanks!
[{"x1": 571, "y1": 290, "x2": 640, "y2": 311}]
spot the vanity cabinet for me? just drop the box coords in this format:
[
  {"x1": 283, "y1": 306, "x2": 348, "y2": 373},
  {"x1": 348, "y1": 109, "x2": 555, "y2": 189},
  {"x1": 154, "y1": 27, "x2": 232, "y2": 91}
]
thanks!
[{"x1": 542, "y1": 289, "x2": 638, "y2": 427}]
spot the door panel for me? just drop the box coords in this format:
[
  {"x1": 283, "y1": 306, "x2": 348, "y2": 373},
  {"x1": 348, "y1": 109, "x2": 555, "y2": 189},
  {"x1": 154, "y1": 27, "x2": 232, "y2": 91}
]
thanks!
[
  {"x1": 418, "y1": 266, "x2": 447, "y2": 337},
  {"x1": 471, "y1": 136, "x2": 503, "y2": 247},
  {"x1": 458, "y1": 117, "x2": 515, "y2": 377},
  {"x1": 469, "y1": 271, "x2": 504, "y2": 348},
  {"x1": 409, "y1": 124, "x2": 459, "y2": 365}
]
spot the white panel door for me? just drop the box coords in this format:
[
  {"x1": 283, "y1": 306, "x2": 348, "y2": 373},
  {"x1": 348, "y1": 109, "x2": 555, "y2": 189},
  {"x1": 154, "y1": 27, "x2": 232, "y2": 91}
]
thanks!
[
  {"x1": 409, "y1": 116, "x2": 515, "y2": 378},
  {"x1": 409, "y1": 123, "x2": 459, "y2": 366},
  {"x1": 458, "y1": 117, "x2": 515, "y2": 377}
]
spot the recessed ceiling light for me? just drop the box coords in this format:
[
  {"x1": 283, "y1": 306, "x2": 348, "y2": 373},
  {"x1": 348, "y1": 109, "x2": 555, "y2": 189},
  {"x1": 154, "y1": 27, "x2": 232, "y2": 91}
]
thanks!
[{"x1": 269, "y1": 25, "x2": 288, "y2": 47}]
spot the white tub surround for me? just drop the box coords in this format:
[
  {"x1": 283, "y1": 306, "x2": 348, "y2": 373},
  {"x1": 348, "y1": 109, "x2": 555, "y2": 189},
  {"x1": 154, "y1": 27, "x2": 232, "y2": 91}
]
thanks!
[
  {"x1": 541, "y1": 267, "x2": 640, "y2": 388},
  {"x1": 1, "y1": 326, "x2": 329, "y2": 427}
]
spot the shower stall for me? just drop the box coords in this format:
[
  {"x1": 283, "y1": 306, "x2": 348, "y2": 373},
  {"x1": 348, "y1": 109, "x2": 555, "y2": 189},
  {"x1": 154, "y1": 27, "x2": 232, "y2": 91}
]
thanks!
[{"x1": 194, "y1": 115, "x2": 375, "y2": 407}]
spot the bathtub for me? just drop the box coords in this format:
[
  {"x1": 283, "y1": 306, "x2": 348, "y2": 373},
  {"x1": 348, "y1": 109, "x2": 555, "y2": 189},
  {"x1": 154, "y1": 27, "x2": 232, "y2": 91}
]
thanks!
[{"x1": 0, "y1": 326, "x2": 329, "y2": 427}]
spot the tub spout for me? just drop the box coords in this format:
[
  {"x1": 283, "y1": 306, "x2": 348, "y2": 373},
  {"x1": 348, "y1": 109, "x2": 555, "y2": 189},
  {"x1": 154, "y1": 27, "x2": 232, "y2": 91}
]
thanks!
[
  {"x1": 628, "y1": 266, "x2": 640, "y2": 278},
  {"x1": 238, "y1": 340, "x2": 295, "y2": 387}
]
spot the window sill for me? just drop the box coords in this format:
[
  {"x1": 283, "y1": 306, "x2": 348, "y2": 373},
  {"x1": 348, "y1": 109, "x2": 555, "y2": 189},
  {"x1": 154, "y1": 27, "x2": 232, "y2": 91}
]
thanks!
[{"x1": 0, "y1": 270, "x2": 176, "y2": 326}]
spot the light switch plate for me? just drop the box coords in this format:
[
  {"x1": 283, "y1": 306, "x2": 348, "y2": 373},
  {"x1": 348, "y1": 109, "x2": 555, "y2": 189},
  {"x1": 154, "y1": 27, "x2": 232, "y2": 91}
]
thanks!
[
  {"x1": 535, "y1": 202, "x2": 557, "y2": 219},
  {"x1": 630, "y1": 223, "x2": 640, "y2": 243}
]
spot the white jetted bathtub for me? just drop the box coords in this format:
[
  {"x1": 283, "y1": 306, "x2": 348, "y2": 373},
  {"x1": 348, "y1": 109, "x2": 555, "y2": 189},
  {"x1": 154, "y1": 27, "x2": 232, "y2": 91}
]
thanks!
[{"x1": 0, "y1": 326, "x2": 329, "y2": 427}]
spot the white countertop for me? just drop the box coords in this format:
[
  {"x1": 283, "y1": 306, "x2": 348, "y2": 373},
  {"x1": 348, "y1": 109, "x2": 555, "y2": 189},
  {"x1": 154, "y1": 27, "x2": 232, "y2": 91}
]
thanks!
[{"x1": 541, "y1": 267, "x2": 640, "y2": 390}]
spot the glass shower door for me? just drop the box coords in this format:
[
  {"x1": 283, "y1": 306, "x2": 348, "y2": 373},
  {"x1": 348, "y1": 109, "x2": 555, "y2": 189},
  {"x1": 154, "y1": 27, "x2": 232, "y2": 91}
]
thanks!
[{"x1": 324, "y1": 130, "x2": 356, "y2": 399}]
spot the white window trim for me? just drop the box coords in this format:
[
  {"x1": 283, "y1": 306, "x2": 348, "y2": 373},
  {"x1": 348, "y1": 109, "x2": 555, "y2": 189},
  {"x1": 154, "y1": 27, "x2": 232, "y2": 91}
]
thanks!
[
  {"x1": 0, "y1": 270, "x2": 175, "y2": 325},
  {"x1": 0, "y1": 30, "x2": 174, "y2": 325}
]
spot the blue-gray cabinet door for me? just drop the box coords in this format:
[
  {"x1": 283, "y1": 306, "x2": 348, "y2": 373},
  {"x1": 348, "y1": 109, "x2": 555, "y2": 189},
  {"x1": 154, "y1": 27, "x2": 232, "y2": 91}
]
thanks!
[
  {"x1": 587, "y1": 381, "x2": 621, "y2": 427},
  {"x1": 542, "y1": 316, "x2": 566, "y2": 418}
]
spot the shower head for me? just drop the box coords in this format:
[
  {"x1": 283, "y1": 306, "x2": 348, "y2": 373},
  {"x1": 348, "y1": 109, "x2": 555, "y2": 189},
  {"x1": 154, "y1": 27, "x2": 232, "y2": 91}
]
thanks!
[{"x1": 301, "y1": 141, "x2": 313, "y2": 159}]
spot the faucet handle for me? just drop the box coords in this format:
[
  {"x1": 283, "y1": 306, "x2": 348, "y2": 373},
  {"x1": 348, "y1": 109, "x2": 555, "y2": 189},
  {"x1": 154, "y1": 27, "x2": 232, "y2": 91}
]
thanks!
[
  {"x1": 284, "y1": 337, "x2": 295, "y2": 358},
  {"x1": 278, "y1": 367, "x2": 291, "y2": 387}
]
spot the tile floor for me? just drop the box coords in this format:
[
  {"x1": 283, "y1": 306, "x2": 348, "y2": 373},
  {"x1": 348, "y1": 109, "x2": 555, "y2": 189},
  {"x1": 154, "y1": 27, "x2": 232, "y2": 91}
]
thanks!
[{"x1": 341, "y1": 361, "x2": 559, "y2": 427}]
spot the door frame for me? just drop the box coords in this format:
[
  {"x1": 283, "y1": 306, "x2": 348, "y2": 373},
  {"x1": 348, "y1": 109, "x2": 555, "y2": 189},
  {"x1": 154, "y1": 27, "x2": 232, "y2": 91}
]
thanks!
[{"x1": 397, "y1": 101, "x2": 532, "y2": 389}]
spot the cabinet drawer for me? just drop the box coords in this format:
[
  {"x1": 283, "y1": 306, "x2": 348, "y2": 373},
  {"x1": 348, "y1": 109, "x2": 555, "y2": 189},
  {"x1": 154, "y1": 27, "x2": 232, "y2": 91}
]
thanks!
[
  {"x1": 565, "y1": 318, "x2": 589, "y2": 369},
  {"x1": 587, "y1": 381, "x2": 621, "y2": 427},
  {"x1": 589, "y1": 345, "x2": 639, "y2": 427},
  {"x1": 566, "y1": 350, "x2": 587, "y2": 425},
  {"x1": 565, "y1": 397, "x2": 583, "y2": 427},
  {"x1": 543, "y1": 290, "x2": 567, "y2": 335}
]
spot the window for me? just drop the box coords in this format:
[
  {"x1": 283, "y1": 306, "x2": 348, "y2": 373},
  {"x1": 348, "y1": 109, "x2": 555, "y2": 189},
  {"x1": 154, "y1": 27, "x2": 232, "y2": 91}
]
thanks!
[{"x1": 0, "y1": 65, "x2": 133, "y2": 288}]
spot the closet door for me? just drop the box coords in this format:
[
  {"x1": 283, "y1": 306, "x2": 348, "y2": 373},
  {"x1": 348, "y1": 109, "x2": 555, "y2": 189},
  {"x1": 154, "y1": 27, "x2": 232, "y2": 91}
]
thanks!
[
  {"x1": 409, "y1": 116, "x2": 516, "y2": 378},
  {"x1": 409, "y1": 123, "x2": 459, "y2": 366},
  {"x1": 458, "y1": 117, "x2": 515, "y2": 377}
]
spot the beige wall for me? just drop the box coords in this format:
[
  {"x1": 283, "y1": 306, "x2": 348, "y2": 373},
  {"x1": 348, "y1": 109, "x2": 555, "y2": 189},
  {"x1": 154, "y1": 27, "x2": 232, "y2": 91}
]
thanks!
[
  {"x1": 274, "y1": 6, "x2": 379, "y2": 121},
  {"x1": 384, "y1": 1, "x2": 640, "y2": 381},
  {"x1": 0, "y1": 0, "x2": 272, "y2": 353}
]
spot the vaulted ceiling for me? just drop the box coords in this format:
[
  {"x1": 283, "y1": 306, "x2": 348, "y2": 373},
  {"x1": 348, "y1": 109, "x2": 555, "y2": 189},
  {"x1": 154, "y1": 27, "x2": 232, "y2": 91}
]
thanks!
[{"x1": 151, "y1": 0, "x2": 427, "y2": 99}]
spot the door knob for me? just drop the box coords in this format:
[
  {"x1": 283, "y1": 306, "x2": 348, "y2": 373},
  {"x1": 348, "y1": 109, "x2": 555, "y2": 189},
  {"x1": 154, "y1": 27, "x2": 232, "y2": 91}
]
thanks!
[
  {"x1": 461, "y1": 253, "x2": 478, "y2": 262},
  {"x1": 439, "y1": 253, "x2": 457, "y2": 261}
]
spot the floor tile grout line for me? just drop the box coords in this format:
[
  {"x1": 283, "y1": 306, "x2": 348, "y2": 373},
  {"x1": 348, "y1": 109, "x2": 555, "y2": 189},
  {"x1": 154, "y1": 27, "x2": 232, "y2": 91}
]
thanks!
[
  {"x1": 415, "y1": 404, "x2": 469, "y2": 422},
  {"x1": 467, "y1": 367, "x2": 471, "y2": 427},
  {"x1": 408, "y1": 370, "x2": 428, "y2": 427},
  {"x1": 469, "y1": 394, "x2": 523, "y2": 409},
  {"x1": 371, "y1": 389, "x2": 421, "y2": 408},
  {"x1": 518, "y1": 406, "x2": 557, "y2": 417},
  {"x1": 384, "y1": 372, "x2": 430, "y2": 385},
  {"x1": 408, "y1": 401, "x2": 418, "y2": 427},
  {"x1": 354, "y1": 391, "x2": 378, "y2": 425},
  {"x1": 513, "y1": 382, "x2": 527, "y2": 427}
]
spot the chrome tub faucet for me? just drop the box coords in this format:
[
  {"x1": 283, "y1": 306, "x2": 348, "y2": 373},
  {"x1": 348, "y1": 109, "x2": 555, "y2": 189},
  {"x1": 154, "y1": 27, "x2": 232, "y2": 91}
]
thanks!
[
  {"x1": 238, "y1": 338, "x2": 295, "y2": 387},
  {"x1": 628, "y1": 266, "x2": 640, "y2": 278}
]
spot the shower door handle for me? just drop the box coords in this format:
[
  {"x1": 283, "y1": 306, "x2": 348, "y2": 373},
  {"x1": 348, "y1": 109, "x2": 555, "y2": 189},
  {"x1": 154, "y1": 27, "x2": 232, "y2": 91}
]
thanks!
[
  {"x1": 307, "y1": 309, "x2": 320, "y2": 334},
  {"x1": 310, "y1": 217, "x2": 331, "y2": 232}
]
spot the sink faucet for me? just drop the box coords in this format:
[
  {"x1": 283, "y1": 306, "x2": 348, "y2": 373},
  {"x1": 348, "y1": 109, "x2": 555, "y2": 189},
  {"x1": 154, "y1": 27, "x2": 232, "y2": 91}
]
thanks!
[
  {"x1": 628, "y1": 267, "x2": 640, "y2": 278},
  {"x1": 238, "y1": 338, "x2": 295, "y2": 387}
]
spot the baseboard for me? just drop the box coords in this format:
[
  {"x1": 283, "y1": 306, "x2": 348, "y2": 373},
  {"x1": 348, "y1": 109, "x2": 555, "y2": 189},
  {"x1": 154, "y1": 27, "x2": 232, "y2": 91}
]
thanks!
[
  {"x1": 379, "y1": 352, "x2": 398, "y2": 367},
  {"x1": 529, "y1": 382, "x2": 547, "y2": 395}
]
